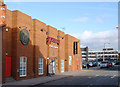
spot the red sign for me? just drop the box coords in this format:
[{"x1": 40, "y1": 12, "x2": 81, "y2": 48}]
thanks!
[
  {"x1": 0, "y1": 4, "x2": 6, "y2": 26},
  {"x1": 47, "y1": 36, "x2": 60, "y2": 44}
]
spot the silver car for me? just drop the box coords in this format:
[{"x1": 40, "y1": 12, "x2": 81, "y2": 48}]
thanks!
[{"x1": 100, "y1": 61, "x2": 109, "y2": 68}]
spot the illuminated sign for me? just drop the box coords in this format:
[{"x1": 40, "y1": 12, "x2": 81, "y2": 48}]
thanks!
[
  {"x1": 47, "y1": 36, "x2": 60, "y2": 44},
  {"x1": 0, "y1": 4, "x2": 6, "y2": 26}
]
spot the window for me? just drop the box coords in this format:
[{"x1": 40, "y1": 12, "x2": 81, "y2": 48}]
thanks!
[
  {"x1": 73, "y1": 42, "x2": 78, "y2": 54},
  {"x1": 61, "y1": 60, "x2": 64, "y2": 72},
  {"x1": 20, "y1": 56, "x2": 27, "y2": 77},
  {"x1": 69, "y1": 56, "x2": 72, "y2": 65},
  {"x1": 38, "y1": 58, "x2": 43, "y2": 75}
]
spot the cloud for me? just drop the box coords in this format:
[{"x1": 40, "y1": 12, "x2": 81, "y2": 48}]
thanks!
[
  {"x1": 72, "y1": 29, "x2": 118, "y2": 51},
  {"x1": 72, "y1": 17, "x2": 89, "y2": 22}
]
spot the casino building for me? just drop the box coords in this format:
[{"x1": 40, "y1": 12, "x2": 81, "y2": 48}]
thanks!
[{"x1": 0, "y1": 1, "x2": 82, "y2": 83}]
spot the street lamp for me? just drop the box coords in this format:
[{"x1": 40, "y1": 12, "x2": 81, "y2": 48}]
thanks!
[
  {"x1": 103, "y1": 43, "x2": 110, "y2": 61},
  {"x1": 116, "y1": 26, "x2": 120, "y2": 60}
]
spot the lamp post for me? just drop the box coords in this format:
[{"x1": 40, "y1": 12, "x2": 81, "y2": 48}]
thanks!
[
  {"x1": 103, "y1": 43, "x2": 110, "y2": 61},
  {"x1": 95, "y1": 52, "x2": 99, "y2": 68},
  {"x1": 116, "y1": 26, "x2": 120, "y2": 60}
]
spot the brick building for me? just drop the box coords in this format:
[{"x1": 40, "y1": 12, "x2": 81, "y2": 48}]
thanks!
[{"x1": 1, "y1": 2, "x2": 82, "y2": 83}]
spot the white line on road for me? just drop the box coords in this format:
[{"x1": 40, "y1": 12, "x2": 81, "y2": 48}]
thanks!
[
  {"x1": 96, "y1": 75, "x2": 99, "y2": 77},
  {"x1": 111, "y1": 75, "x2": 116, "y2": 79},
  {"x1": 88, "y1": 77, "x2": 92, "y2": 78}
]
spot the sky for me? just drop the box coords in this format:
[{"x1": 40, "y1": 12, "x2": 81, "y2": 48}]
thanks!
[{"x1": 5, "y1": 2, "x2": 118, "y2": 51}]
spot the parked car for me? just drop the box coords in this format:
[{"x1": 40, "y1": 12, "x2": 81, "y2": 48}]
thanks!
[
  {"x1": 108, "y1": 62, "x2": 112, "y2": 67},
  {"x1": 115, "y1": 61, "x2": 120, "y2": 65},
  {"x1": 100, "y1": 61, "x2": 109, "y2": 68},
  {"x1": 98, "y1": 62, "x2": 101, "y2": 66},
  {"x1": 112, "y1": 61, "x2": 116, "y2": 65},
  {"x1": 93, "y1": 62, "x2": 97, "y2": 66},
  {"x1": 82, "y1": 63, "x2": 87, "y2": 68},
  {"x1": 89, "y1": 62, "x2": 93, "y2": 67}
]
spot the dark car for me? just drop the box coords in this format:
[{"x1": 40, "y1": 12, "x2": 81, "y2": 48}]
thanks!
[
  {"x1": 115, "y1": 61, "x2": 120, "y2": 65},
  {"x1": 93, "y1": 62, "x2": 97, "y2": 66},
  {"x1": 82, "y1": 63, "x2": 87, "y2": 68}
]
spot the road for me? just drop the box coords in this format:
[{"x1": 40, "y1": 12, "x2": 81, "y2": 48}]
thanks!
[{"x1": 34, "y1": 65, "x2": 119, "y2": 86}]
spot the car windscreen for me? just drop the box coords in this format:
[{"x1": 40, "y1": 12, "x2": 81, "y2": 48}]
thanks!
[{"x1": 101, "y1": 62, "x2": 108, "y2": 63}]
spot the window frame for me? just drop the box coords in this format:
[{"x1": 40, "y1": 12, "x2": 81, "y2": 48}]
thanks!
[
  {"x1": 20, "y1": 56, "x2": 27, "y2": 77},
  {"x1": 38, "y1": 58, "x2": 43, "y2": 75}
]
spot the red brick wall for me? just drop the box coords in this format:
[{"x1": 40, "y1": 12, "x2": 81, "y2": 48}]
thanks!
[
  {"x1": 65, "y1": 34, "x2": 81, "y2": 72},
  {"x1": 58, "y1": 30, "x2": 65, "y2": 73},
  {"x1": 47, "y1": 25, "x2": 59, "y2": 73},
  {"x1": 33, "y1": 19, "x2": 47, "y2": 77},
  {"x1": 11, "y1": 10, "x2": 34, "y2": 80},
  {"x1": 2, "y1": 8, "x2": 82, "y2": 82}
]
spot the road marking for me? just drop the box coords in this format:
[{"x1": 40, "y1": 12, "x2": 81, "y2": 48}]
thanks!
[
  {"x1": 111, "y1": 76, "x2": 114, "y2": 78},
  {"x1": 88, "y1": 77, "x2": 92, "y2": 78},
  {"x1": 111, "y1": 75, "x2": 116, "y2": 79},
  {"x1": 96, "y1": 75, "x2": 99, "y2": 77}
]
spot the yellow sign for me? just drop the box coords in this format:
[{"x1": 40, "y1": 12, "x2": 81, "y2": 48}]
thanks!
[{"x1": 0, "y1": 4, "x2": 6, "y2": 27}]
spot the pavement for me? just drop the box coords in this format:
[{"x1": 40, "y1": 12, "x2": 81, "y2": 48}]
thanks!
[
  {"x1": 2, "y1": 71, "x2": 79, "y2": 86},
  {"x1": 2, "y1": 65, "x2": 119, "y2": 87}
]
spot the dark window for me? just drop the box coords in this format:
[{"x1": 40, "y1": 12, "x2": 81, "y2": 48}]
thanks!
[{"x1": 73, "y1": 42, "x2": 78, "y2": 54}]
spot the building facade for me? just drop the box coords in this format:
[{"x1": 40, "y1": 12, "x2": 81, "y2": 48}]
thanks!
[
  {"x1": 81, "y1": 47, "x2": 118, "y2": 62},
  {"x1": 81, "y1": 47, "x2": 88, "y2": 62},
  {"x1": 1, "y1": 3, "x2": 82, "y2": 83}
]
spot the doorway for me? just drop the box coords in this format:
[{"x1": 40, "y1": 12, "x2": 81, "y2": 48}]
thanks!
[
  {"x1": 61, "y1": 60, "x2": 64, "y2": 72},
  {"x1": 5, "y1": 56, "x2": 11, "y2": 77}
]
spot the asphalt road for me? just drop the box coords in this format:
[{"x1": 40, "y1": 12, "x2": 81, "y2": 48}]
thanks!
[{"x1": 36, "y1": 65, "x2": 119, "y2": 86}]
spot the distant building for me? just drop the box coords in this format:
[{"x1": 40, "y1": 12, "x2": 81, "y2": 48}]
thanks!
[
  {"x1": 81, "y1": 47, "x2": 118, "y2": 61},
  {"x1": 81, "y1": 47, "x2": 88, "y2": 62}
]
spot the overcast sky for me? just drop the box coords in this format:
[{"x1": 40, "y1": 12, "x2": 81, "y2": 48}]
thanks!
[{"x1": 5, "y1": 2, "x2": 118, "y2": 51}]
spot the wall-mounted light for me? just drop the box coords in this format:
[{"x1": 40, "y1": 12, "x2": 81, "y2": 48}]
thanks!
[
  {"x1": 46, "y1": 32, "x2": 49, "y2": 34},
  {"x1": 57, "y1": 36, "x2": 60, "y2": 38},
  {"x1": 62, "y1": 37, "x2": 65, "y2": 39},
  {"x1": 41, "y1": 28, "x2": 46, "y2": 31},
  {"x1": 6, "y1": 28, "x2": 8, "y2": 32},
  {"x1": 6, "y1": 53, "x2": 8, "y2": 56}
]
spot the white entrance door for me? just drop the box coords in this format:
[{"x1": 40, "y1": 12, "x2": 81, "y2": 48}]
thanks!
[
  {"x1": 61, "y1": 60, "x2": 64, "y2": 72},
  {"x1": 52, "y1": 61, "x2": 55, "y2": 73}
]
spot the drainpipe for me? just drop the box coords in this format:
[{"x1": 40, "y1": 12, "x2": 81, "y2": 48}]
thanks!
[{"x1": 0, "y1": 25, "x2": 2, "y2": 86}]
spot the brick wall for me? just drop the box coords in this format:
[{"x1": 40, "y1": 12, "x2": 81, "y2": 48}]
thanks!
[
  {"x1": 2, "y1": 7, "x2": 82, "y2": 82},
  {"x1": 47, "y1": 25, "x2": 59, "y2": 73},
  {"x1": 33, "y1": 19, "x2": 47, "y2": 77}
]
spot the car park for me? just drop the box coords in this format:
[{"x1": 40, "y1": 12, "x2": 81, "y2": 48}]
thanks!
[{"x1": 100, "y1": 61, "x2": 109, "y2": 68}]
